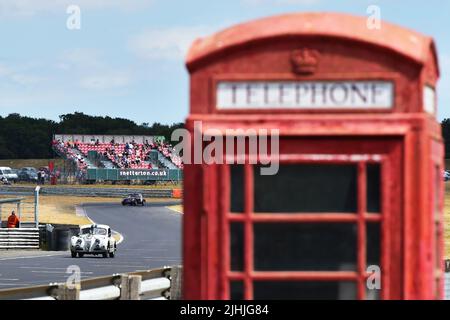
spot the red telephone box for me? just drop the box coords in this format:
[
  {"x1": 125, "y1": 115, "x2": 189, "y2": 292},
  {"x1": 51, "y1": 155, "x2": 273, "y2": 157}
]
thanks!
[{"x1": 183, "y1": 13, "x2": 443, "y2": 300}]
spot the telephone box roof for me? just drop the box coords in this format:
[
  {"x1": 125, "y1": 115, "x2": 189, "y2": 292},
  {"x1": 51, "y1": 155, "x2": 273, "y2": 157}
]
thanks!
[{"x1": 186, "y1": 12, "x2": 439, "y2": 75}]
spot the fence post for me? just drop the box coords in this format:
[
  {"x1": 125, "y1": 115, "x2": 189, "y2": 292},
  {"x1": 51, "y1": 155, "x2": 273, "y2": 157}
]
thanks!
[
  {"x1": 55, "y1": 283, "x2": 80, "y2": 300},
  {"x1": 120, "y1": 274, "x2": 142, "y2": 300},
  {"x1": 170, "y1": 265, "x2": 183, "y2": 300},
  {"x1": 16, "y1": 202, "x2": 21, "y2": 228},
  {"x1": 34, "y1": 186, "x2": 40, "y2": 228}
]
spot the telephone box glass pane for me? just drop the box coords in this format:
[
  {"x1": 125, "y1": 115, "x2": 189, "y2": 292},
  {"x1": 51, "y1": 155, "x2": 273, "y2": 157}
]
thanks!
[
  {"x1": 367, "y1": 223, "x2": 381, "y2": 267},
  {"x1": 230, "y1": 281, "x2": 244, "y2": 300},
  {"x1": 254, "y1": 164, "x2": 357, "y2": 213},
  {"x1": 366, "y1": 287, "x2": 381, "y2": 301},
  {"x1": 254, "y1": 223, "x2": 357, "y2": 271},
  {"x1": 367, "y1": 164, "x2": 381, "y2": 213},
  {"x1": 253, "y1": 281, "x2": 357, "y2": 300},
  {"x1": 230, "y1": 223, "x2": 244, "y2": 271},
  {"x1": 230, "y1": 165, "x2": 244, "y2": 213}
]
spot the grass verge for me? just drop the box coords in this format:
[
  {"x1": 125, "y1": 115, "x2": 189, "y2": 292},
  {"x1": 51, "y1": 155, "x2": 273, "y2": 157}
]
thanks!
[
  {"x1": 13, "y1": 182, "x2": 182, "y2": 190},
  {"x1": 167, "y1": 205, "x2": 183, "y2": 214},
  {"x1": 445, "y1": 183, "x2": 450, "y2": 258},
  {"x1": 0, "y1": 195, "x2": 177, "y2": 226}
]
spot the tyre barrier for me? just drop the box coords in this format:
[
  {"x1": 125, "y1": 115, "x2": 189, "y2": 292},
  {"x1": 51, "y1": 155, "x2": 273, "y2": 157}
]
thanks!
[{"x1": 0, "y1": 228, "x2": 40, "y2": 250}]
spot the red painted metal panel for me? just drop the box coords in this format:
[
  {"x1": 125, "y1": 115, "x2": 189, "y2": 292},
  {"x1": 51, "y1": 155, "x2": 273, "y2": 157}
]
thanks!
[
  {"x1": 186, "y1": 13, "x2": 437, "y2": 73},
  {"x1": 183, "y1": 12, "x2": 442, "y2": 300}
]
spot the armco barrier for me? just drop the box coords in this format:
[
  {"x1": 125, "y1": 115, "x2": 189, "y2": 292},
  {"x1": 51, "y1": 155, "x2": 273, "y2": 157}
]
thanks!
[
  {"x1": 0, "y1": 266, "x2": 182, "y2": 300},
  {"x1": 0, "y1": 186, "x2": 176, "y2": 198}
]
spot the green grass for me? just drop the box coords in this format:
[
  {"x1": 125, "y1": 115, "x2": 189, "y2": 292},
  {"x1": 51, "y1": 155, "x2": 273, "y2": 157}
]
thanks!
[{"x1": 0, "y1": 159, "x2": 64, "y2": 169}]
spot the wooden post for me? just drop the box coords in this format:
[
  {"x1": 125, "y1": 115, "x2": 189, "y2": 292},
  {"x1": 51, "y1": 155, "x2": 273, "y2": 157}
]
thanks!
[
  {"x1": 55, "y1": 283, "x2": 80, "y2": 300},
  {"x1": 170, "y1": 265, "x2": 183, "y2": 300},
  {"x1": 120, "y1": 274, "x2": 142, "y2": 300}
]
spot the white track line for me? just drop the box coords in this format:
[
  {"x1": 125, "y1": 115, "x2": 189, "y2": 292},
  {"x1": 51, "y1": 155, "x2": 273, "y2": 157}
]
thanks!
[
  {"x1": 0, "y1": 279, "x2": 19, "y2": 281},
  {"x1": 19, "y1": 266, "x2": 69, "y2": 270},
  {"x1": 166, "y1": 206, "x2": 183, "y2": 214},
  {"x1": 31, "y1": 271, "x2": 93, "y2": 274},
  {"x1": 0, "y1": 253, "x2": 66, "y2": 261}
]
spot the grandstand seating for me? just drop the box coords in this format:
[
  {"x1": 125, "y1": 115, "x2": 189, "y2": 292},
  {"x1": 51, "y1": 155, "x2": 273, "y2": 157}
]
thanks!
[
  {"x1": 52, "y1": 140, "x2": 90, "y2": 170},
  {"x1": 53, "y1": 139, "x2": 183, "y2": 171}
]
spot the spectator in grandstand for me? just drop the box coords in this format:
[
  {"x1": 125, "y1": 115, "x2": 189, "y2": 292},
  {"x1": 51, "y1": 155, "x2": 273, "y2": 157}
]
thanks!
[
  {"x1": 95, "y1": 139, "x2": 100, "y2": 146},
  {"x1": 110, "y1": 138, "x2": 115, "y2": 145},
  {"x1": 7, "y1": 211, "x2": 20, "y2": 228},
  {"x1": 39, "y1": 169, "x2": 46, "y2": 184}
]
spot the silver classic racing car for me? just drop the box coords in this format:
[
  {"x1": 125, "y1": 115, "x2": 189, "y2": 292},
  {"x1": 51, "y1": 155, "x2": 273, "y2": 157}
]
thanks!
[{"x1": 70, "y1": 224, "x2": 117, "y2": 258}]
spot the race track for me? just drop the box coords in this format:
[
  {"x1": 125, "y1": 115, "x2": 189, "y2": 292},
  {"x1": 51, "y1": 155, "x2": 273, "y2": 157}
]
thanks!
[{"x1": 0, "y1": 202, "x2": 182, "y2": 289}]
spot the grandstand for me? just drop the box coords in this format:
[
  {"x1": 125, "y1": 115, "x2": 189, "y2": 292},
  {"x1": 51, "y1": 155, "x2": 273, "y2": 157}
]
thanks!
[{"x1": 52, "y1": 135, "x2": 182, "y2": 182}]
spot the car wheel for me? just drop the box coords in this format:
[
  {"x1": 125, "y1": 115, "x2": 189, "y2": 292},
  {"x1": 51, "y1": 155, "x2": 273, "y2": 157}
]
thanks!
[
  {"x1": 71, "y1": 251, "x2": 77, "y2": 258},
  {"x1": 102, "y1": 253, "x2": 108, "y2": 258},
  {"x1": 78, "y1": 253, "x2": 84, "y2": 258},
  {"x1": 109, "y1": 251, "x2": 115, "y2": 258}
]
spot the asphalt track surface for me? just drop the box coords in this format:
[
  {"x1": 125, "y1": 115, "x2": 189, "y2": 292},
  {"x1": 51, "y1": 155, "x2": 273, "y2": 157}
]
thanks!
[{"x1": 0, "y1": 202, "x2": 182, "y2": 289}]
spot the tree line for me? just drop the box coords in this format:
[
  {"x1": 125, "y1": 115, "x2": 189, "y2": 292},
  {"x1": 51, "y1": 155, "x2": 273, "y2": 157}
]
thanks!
[
  {"x1": 0, "y1": 112, "x2": 184, "y2": 159},
  {"x1": 443, "y1": 119, "x2": 450, "y2": 160},
  {"x1": 1, "y1": 112, "x2": 450, "y2": 160}
]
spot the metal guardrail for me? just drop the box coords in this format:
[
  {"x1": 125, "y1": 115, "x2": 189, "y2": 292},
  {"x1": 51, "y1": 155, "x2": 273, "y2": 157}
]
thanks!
[
  {"x1": 0, "y1": 186, "x2": 175, "y2": 198},
  {"x1": 0, "y1": 266, "x2": 182, "y2": 300},
  {"x1": 445, "y1": 273, "x2": 450, "y2": 300}
]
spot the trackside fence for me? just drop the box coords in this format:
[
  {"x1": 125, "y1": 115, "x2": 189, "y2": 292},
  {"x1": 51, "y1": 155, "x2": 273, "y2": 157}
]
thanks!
[
  {"x1": 0, "y1": 266, "x2": 182, "y2": 300},
  {"x1": 0, "y1": 186, "x2": 179, "y2": 198}
]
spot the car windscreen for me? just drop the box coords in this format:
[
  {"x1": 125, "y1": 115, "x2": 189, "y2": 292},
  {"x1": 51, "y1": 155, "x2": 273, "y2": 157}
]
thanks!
[
  {"x1": 93, "y1": 228, "x2": 107, "y2": 236},
  {"x1": 81, "y1": 228, "x2": 91, "y2": 235},
  {"x1": 4, "y1": 170, "x2": 12, "y2": 174}
]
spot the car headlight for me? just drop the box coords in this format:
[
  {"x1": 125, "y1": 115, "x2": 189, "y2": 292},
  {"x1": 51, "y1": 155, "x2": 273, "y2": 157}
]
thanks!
[{"x1": 76, "y1": 239, "x2": 82, "y2": 245}]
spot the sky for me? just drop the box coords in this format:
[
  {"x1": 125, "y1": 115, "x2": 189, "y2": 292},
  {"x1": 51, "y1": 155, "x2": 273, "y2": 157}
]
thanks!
[{"x1": 0, "y1": 0, "x2": 448, "y2": 125}]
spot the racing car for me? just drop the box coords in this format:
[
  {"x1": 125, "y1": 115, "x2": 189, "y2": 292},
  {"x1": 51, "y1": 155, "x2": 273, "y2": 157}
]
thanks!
[
  {"x1": 70, "y1": 224, "x2": 117, "y2": 258},
  {"x1": 122, "y1": 193, "x2": 146, "y2": 206}
]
